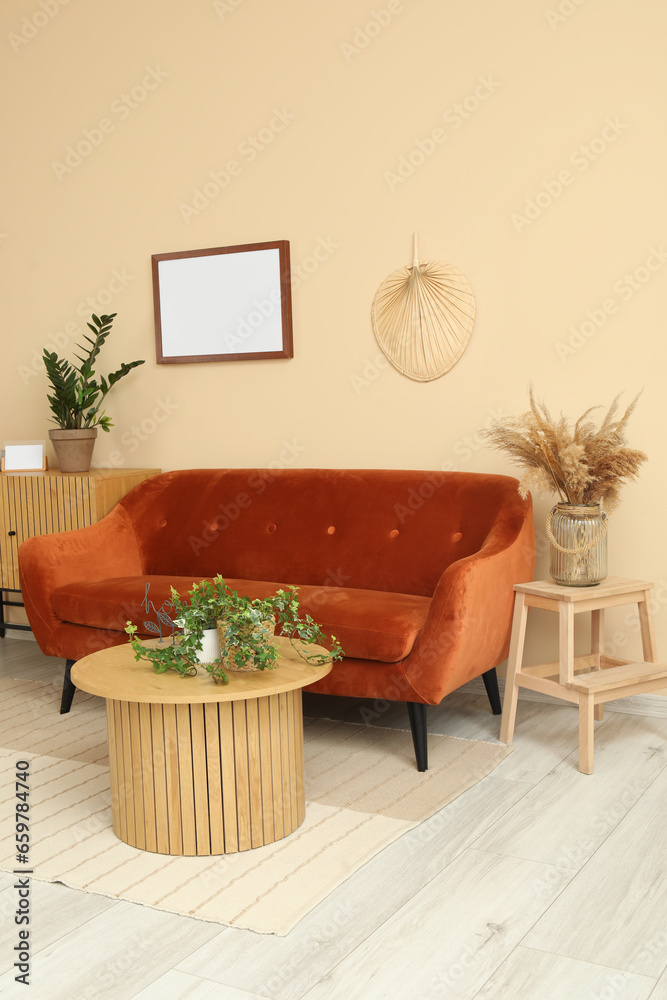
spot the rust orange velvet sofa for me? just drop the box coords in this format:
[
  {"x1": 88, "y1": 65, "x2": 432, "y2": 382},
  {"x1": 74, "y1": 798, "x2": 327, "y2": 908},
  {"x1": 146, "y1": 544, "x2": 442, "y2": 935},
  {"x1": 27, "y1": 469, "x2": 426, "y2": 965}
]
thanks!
[{"x1": 19, "y1": 468, "x2": 535, "y2": 769}]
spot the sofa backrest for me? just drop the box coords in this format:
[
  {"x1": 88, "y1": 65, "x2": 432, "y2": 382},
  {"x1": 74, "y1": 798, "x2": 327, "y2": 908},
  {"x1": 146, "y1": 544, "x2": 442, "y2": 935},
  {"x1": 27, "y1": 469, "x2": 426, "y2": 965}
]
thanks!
[{"x1": 117, "y1": 469, "x2": 531, "y2": 597}]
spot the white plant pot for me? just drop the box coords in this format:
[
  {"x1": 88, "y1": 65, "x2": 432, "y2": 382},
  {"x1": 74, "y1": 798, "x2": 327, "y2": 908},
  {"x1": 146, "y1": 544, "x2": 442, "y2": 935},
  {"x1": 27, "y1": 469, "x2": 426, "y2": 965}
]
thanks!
[{"x1": 195, "y1": 627, "x2": 221, "y2": 665}]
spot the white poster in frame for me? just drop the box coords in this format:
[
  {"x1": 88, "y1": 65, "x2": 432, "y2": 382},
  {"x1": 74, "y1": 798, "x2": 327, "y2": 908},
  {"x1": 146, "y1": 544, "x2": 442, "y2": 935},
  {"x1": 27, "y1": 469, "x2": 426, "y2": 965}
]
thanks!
[{"x1": 152, "y1": 240, "x2": 293, "y2": 363}]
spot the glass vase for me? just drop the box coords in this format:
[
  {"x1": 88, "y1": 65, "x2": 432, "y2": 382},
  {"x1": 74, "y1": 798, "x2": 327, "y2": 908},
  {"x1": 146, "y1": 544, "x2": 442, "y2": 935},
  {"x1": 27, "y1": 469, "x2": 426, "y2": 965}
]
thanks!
[{"x1": 547, "y1": 503, "x2": 608, "y2": 587}]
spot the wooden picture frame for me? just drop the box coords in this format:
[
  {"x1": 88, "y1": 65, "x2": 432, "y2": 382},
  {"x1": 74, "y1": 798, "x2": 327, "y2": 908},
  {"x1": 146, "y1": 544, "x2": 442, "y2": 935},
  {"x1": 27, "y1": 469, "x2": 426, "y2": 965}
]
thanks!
[{"x1": 152, "y1": 240, "x2": 293, "y2": 364}]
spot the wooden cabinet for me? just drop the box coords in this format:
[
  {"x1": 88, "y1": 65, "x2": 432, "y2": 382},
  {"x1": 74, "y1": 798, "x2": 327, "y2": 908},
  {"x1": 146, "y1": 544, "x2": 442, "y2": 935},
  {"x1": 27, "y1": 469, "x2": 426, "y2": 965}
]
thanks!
[{"x1": 0, "y1": 469, "x2": 160, "y2": 630}]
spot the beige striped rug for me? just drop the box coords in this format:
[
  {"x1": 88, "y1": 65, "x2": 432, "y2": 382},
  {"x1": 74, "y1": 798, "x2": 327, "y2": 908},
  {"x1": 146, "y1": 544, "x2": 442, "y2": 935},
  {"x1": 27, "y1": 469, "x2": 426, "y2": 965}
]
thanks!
[{"x1": 0, "y1": 676, "x2": 511, "y2": 935}]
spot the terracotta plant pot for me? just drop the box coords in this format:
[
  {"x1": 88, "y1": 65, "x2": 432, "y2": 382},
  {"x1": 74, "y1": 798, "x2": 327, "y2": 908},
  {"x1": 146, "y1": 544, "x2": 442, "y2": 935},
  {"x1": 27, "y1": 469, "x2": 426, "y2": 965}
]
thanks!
[{"x1": 48, "y1": 427, "x2": 98, "y2": 473}]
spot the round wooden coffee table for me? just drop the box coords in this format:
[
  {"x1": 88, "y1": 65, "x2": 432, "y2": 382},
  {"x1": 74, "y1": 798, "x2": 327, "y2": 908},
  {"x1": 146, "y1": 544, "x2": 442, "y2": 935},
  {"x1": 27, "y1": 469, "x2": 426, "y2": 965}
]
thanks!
[{"x1": 71, "y1": 637, "x2": 332, "y2": 856}]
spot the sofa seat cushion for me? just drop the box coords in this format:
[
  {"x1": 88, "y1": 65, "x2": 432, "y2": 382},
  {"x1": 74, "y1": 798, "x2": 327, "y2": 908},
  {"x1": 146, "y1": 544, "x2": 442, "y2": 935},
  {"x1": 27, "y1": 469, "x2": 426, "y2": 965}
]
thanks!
[{"x1": 51, "y1": 576, "x2": 431, "y2": 663}]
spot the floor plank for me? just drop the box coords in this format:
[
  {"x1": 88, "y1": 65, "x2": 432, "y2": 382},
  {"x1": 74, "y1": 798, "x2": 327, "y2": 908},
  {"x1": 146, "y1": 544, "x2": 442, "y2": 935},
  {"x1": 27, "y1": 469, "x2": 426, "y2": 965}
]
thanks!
[
  {"x1": 648, "y1": 970, "x2": 667, "y2": 999},
  {"x1": 0, "y1": 873, "x2": 14, "y2": 891},
  {"x1": 129, "y1": 969, "x2": 273, "y2": 999},
  {"x1": 473, "y1": 713, "x2": 667, "y2": 867},
  {"x1": 0, "y1": 880, "x2": 114, "y2": 973},
  {"x1": 0, "y1": 899, "x2": 221, "y2": 1000},
  {"x1": 472, "y1": 946, "x2": 657, "y2": 1000},
  {"x1": 297, "y1": 849, "x2": 575, "y2": 1000},
  {"x1": 176, "y1": 775, "x2": 532, "y2": 1000},
  {"x1": 2, "y1": 636, "x2": 666, "y2": 999},
  {"x1": 491, "y1": 700, "x2": 613, "y2": 785},
  {"x1": 523, "y1": 766, "x2": 667, "y2": 977}
]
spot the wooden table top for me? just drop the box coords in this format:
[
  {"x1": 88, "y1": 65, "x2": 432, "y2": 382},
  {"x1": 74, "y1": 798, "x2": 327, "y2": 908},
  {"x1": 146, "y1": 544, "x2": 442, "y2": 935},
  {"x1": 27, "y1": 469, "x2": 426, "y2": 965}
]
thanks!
[{"x1": 71, "y1": 636, "x2": 333, "y2": 704}]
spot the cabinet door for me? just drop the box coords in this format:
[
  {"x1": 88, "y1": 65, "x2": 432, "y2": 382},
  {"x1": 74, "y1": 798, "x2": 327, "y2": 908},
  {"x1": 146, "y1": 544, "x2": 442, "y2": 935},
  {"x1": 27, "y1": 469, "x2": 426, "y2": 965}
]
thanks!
[
  {"x1": 0, "y1": 477, "x2": 34, "y2": 589},
  {"x1": 0, "y1": 470, "x2": 160, "y2": 591},
  {"x1": 0, "y1": 478, "x2": 16, "y2": 589},
  {"x1": 0, "y1": 475, "x2": 97, "y2": 589},
  {"x1": 1, "y1": 478, "x2": 36, "y2": 589},
  {"x1": 0, "y1": 469, "x2": 160, "y2": 590}
]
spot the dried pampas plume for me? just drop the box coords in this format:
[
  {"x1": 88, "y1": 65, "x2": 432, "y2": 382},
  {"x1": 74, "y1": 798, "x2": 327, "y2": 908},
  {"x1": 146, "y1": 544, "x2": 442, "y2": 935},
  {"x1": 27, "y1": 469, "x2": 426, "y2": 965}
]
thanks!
[{"x1": 481, "y1": 387, "x2": 647, "y2": 513}]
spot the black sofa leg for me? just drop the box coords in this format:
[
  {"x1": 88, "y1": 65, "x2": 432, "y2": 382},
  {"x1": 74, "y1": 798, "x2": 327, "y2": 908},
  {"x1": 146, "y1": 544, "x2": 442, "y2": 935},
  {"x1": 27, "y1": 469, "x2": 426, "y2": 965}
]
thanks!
[
  {"x1": 60, "y1": 659, "x2": 76, "y2": 714},
  {"x1": 407, "y1": 702, "x2": 428, "y2": 772},
  {"x1": 482, "y1": 667, "x2": 502, "y2": 715}
]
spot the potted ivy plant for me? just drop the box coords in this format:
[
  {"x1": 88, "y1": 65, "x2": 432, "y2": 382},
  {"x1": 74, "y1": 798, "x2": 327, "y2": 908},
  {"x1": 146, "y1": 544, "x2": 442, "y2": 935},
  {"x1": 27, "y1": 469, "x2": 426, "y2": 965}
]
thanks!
[
  {"x1": 124, "y1": 574, "x2": 344, "y2": 685},
  {"x1": 43, "y1": 312, "x2": 145, "y2": 472}
]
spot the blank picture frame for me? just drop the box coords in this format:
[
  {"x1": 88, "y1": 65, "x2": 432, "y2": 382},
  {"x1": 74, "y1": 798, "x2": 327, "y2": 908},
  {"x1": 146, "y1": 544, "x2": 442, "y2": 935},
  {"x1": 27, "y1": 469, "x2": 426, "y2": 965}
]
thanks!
[
  {"x1": 152, "y1": 240, "x2": 293, "y2": 364},
  {"x1": 2, "y1": 441, "x2": 47, "y2": 472}
]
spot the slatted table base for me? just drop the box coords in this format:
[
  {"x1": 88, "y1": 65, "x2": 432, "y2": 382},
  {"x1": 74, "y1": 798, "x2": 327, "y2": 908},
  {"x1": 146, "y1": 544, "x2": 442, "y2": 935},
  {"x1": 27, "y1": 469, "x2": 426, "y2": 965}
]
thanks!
[{"x1": 106, "y1": 689, "x2": 305, "y2": 855}]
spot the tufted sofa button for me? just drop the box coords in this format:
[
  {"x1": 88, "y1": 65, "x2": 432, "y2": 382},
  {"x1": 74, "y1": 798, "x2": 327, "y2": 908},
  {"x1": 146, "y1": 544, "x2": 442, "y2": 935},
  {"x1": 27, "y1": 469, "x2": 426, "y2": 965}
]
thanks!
[
  {"x1": 267, "y1": 523, "x2": 277, "y2": 533},
  {"x1": 327, "y1": 525, "x2": 336, "y2": 534},
  {"x1": 453, "y1": 531, "x2": 463, "y2": 542},
  {"x1": 159, "y1": 519, "x2": 167, "y2": 528},
  {"x1": 390, "y1": 529, "x2": 399, "y2": 538}
]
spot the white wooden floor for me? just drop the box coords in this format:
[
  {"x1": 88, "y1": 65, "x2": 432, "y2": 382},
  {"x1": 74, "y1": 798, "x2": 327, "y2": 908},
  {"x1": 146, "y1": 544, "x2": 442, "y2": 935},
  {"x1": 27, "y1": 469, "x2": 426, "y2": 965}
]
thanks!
[{"x1": 1, "y1": 633, "x2": 666, "y2": 1000}]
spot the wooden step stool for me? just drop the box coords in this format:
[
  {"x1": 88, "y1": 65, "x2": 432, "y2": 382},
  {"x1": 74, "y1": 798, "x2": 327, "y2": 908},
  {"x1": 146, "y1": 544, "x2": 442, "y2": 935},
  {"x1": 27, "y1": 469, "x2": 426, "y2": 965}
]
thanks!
[{"x1": 499, "y1": 577, "x2": 667, "y2": 773}]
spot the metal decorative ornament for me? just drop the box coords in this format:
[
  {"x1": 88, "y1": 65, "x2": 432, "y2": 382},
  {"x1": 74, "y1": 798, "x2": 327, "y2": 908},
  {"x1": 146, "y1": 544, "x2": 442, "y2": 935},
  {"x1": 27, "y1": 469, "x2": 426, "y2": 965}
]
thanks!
[{"x1": 371, "y1": 234, "x2": 475, "y2": 382}]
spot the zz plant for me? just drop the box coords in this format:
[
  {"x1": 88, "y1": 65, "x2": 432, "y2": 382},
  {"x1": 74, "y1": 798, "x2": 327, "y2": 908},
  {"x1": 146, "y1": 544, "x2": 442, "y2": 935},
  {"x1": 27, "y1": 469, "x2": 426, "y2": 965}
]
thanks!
[
  {"x1": 43, "y1": 312, "x2": 144, "y2": 431},
  {"x1": 125, "y1": 574, "x2": 344, "y2": 685}
]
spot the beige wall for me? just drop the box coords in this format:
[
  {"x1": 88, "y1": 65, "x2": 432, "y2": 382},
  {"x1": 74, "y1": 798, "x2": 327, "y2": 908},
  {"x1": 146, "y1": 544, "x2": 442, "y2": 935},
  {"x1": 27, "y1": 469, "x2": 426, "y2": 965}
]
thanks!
[{"x1": 2, "y1": 0, "x2": 666, "y2": 664}]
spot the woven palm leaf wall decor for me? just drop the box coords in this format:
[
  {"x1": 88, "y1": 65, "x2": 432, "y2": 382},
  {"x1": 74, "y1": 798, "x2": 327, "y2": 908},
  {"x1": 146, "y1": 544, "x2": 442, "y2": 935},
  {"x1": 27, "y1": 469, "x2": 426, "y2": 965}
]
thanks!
[{"x1": 371, "y1": 234, "x2": 475, "y2": 382}]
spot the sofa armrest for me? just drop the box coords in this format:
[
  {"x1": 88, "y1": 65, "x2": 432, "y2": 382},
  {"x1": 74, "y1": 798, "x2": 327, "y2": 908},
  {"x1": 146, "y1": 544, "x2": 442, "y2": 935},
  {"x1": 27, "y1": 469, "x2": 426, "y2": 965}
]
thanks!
[
  {"x1": 18, "y1": 504, "x2": 144, "y2": 655},
  {"x1": 401, "y1": 502, "x2": 535, "y2": 703}
]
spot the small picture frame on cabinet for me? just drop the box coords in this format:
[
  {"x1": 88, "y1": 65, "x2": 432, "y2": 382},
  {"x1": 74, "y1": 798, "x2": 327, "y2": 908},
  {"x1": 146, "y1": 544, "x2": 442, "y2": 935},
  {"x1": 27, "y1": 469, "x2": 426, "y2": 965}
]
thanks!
[{"x1": 2, "y1": 441, "x2": 48, "y2": 472}]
